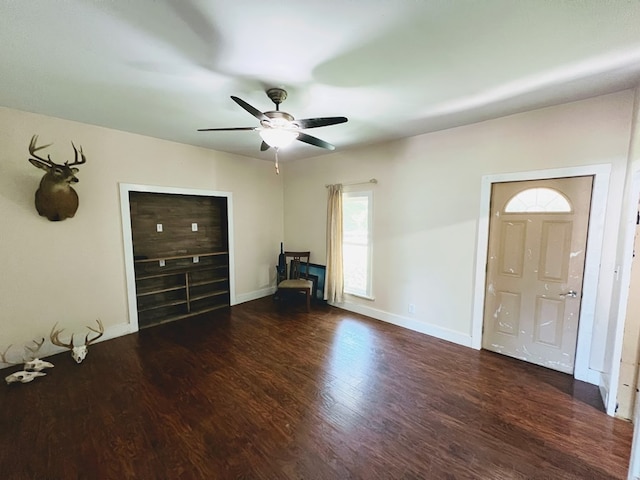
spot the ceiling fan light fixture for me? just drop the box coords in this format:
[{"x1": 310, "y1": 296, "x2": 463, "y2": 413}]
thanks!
[
  {"x1": 198, "y1": 88, "x2": 347, "y2": 154},
  {"x1": 259, "y1": 128, "x2": 299, "y2": 148}
]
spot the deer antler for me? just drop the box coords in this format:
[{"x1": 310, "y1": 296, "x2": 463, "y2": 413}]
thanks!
[
  {"x1": 50, "y1": 323, "x2": 74, "y2": 350},
  {"x1": 29, "y1": 135, "x2": 86, "y2": 167},
  {"x1": 66, "y1": 142, "x2": 87, "y2": 167},
  {"x1": 0, "y1": 345, "x2": 16, "y2": 365},
  {"x1": 28, "y1": 135, "x2": 54, "y2": 165},
  {"x1": 24, "y1": 337, "x2": 45, "y2": 360},
  {"x1": 84, "y1": 319, "x2": 104, "y2": 346}
]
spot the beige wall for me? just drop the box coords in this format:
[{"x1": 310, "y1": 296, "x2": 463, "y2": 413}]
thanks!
[
  {"x1": 0, "y1": 107, "x2": 283, "y2": 360},
  {"x1": 282, "y1": 90, "x2": 634, "y2": 375}
]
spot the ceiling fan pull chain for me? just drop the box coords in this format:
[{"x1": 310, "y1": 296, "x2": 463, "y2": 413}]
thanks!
[{"x1": 274, "y1": 147, "x2": 280, "y2": 175}]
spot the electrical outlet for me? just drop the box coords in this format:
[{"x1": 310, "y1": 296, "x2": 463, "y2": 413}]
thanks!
[
  {"x1": 159, "y1": 259, "x2": 165, "y2": 267},
  {"x1": 193, "y1": 256, "x2": 199, "y2": 263},
  {"x1": 192, "y1": 223, "x2": 198, "y2": 232},
  {"x1": 156, "y1": 223, "x2": 163, "y2": 232},
  {"x1": 408, "y1": 304, "x2": 415, "y2": 314}
]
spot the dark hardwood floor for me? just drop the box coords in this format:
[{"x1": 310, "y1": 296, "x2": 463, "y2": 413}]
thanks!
[{"x1": 0, "y1": 297, "x2": 633, "y2": 479}]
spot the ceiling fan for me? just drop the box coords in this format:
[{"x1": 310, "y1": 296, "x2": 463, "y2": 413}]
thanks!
[{"x1": 198, "y1": 88, "x2": 348, "y2": 153}]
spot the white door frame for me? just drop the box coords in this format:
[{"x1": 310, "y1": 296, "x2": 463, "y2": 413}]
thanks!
[
  {"x1": 119, "y1": 183, "x2": 236, "y2": 333},
  {"x1": 471, "y1": 165, "x2": 611, "y2": 385},
  {"x1": 626, "y1": 170, "x2": 640, "y2": 480}
]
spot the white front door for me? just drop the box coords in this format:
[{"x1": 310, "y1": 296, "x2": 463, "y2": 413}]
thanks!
[{"x1": 482, "y1": 176, "x2": 593, "y2": 374}]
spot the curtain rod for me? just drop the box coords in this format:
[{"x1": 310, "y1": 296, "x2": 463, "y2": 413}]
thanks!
[{"x1": 325, "y1": 178, "x2": 378, "y2": 188}]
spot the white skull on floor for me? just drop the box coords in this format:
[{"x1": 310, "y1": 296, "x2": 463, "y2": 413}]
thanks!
[
  {"x1": 5, "y1": 370, "x2": 46, "y2": 384},
  {"x1": 24, "y1": 358, "x2": 54, "y2": 372}
]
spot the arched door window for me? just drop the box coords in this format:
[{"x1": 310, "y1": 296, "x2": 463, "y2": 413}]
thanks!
[{"x1": 504, "y1": 187, "x2": 572, "y2": 213}]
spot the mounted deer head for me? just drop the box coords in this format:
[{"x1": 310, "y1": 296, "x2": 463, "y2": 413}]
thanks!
[
  {"x1": 28, "y1": 135, "x2": 87, "y2": 221},
  {"x1": 50, "y1": 319, "x2": 104, "y2": 363}
]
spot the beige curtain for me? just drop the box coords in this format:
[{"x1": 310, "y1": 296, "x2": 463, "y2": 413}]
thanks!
[{"x1": 324, "y1": 184, "x2": 344, "y2": 303}]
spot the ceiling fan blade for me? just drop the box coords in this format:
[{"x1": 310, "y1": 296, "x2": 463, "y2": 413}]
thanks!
[
  {"x1": 260, "y1": 141, "x2": 271, "y2": 151},
  {"x1": 231, "y1": 96, "x2": 269, "y2": 122},
  {"x1": 293, "y1": 117, "x2": 348, "y2": 129},
  {"x1": 296, "y1": 132, "x2": 336, "y2": 150},
  {"x1": 197, "y1": 127, "x2": 257, "y2": 131}
]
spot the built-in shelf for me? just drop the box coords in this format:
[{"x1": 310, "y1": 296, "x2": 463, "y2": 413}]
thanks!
[
  {"x1": 134, "y1": 252, "x2": 230, "y2": 328},
  {"x1": 136, "y1": 285, "x2": 186, "y2": 297},
  {"x1": 191, "y1": 278, "x2": 229, "y2": 288},
  {"x1": 128, "y1": 190, "x2": 231, "y2": 330},
  {"x1": 134, "y1": 251, "x2": 229, "y2": 263},
  {"x1": 190, "y1": 290, "x2": 229, "y2": 302},
  {"x1": 138, "y1": 298, "x2": 189, "y2": 313},
  {"x1": 147, "y1": 304, "x2": 229, "y2": 327}
]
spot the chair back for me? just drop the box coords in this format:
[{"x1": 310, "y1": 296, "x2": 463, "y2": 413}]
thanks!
[{"x1": 285, "y1": 251, "x2": 310, "y2": 280}]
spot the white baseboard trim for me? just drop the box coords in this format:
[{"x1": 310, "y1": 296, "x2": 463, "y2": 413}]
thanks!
[
  {"x1": 106, "y1": 322, "x2": 137, "y2": 339},
  {"x1": 334, "y1": 300, "x2": 473, "y2": 348},
  {"x1": 582, "y1": 368, "x2": 601, "y2": 387},
  {"x1": 234, "y1": 287, "x2": 276, "y2": 305},
  {"x1": 574, "y1": 365, "x2": 601, "y2": 386},
  {"x1": 600, "y1": 372, "x2": 614, "y2": 415}
]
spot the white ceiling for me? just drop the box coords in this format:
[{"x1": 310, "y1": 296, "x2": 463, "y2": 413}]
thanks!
[{"x1": 2, "y1": 1, "x2": 640, "y2": 162}]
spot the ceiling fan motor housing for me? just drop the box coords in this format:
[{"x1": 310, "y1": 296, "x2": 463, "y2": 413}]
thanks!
[
  {"x1": 262, "y1": 110, "x2": 295, "y2": 128},
  {"x1": 266, "y1": 88, "x2": 288, "y2": 107}
]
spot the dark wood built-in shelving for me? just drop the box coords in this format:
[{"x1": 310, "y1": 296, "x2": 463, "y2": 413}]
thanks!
[{"x1": 129, "y1": 191, "x2": 230, "y2": 328}]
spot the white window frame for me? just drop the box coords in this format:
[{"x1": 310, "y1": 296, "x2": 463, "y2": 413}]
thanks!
[{"x1": 342, "y1": 190, "x2": 374, "y2": 299}]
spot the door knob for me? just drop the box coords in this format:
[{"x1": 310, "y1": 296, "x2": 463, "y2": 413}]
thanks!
[{"x1": 559, "y1": 290, "x2": 578, "y2": 298}]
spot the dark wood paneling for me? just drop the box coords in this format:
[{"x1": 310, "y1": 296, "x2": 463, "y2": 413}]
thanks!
[
  {"x1": 0, "y1": 297, "x2": 632, "y2": 479},
  {"x1": 129, "y1": 192, "x2": 228, "y2": 258}
]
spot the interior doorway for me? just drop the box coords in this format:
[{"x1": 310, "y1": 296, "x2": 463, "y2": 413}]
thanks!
[{"x1": 482, "y1": 176, "x2": 593, "y2": 374}]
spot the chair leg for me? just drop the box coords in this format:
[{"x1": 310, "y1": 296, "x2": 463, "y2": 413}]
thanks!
[{"x1": 306, "y1": 289, "x2": 310, "y2": 312}]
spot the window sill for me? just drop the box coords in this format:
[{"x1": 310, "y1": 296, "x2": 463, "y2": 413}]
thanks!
[{"x1": 345, "y1": 292, "x2": 375, "y2": 301}]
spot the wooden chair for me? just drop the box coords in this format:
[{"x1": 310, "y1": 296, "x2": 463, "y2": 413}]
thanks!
[{"x1": 276, "y1": 251, "x2": 313, "y2": 312}]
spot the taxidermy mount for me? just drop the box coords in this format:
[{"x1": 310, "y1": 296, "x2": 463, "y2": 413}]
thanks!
[{"x1": 27, "y1": 135, "x2": 87, "y2": 221}]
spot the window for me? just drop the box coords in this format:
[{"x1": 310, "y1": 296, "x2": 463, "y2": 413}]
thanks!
[
  {"x1": 504, "y1": 187, "x2": 572, "y2": 213},
  {"x1": 342, "y1": 190, "x2": 373, "y2": 298}
]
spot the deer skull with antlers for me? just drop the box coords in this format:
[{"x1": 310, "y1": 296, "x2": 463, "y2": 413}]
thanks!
[
  {"x1": 22, "y1": 338, "x2": 54, "y2": 372},
  {"x1": 2, "y1": 338, "x2": 54, "y2": 385},
  {"x1": 28, "y1": 134, "x2": 87, "y2": 221},
  {"x1": 50, "y1": 319, "x2": 104, "y2": 364}
]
